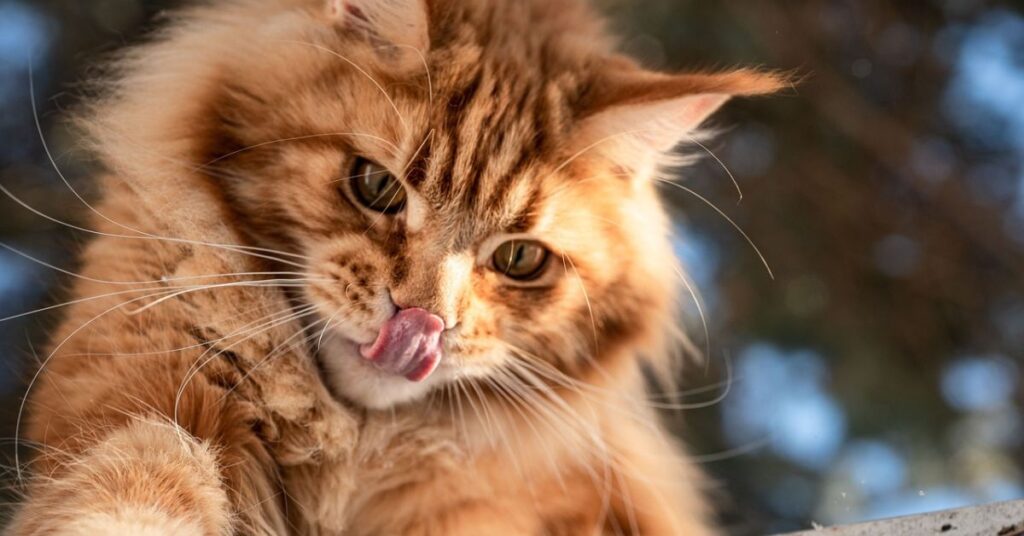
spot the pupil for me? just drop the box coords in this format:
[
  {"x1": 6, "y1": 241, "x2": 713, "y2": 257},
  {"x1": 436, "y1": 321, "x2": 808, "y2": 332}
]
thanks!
[
  {"x1": 366, "y1": 175, "x2": 391, "y2": 201},
  {"x1": 512, "y1": 245, "x2": 525, "y2": 270},
  {"x1": 370, "y1": 177, "x2": 385, "y2": 196}
]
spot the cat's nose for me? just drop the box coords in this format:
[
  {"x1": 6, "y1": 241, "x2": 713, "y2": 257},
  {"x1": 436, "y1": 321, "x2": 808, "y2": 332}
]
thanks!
[
  {"x1": 390, "y1": 294, "x2": 458, "y2": 331},
  {"x1": 388, "y1": 252, "x2": 470, "y2": 331}
]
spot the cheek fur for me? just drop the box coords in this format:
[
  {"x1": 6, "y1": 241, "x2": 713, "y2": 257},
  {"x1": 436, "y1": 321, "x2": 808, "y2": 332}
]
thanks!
[
  {"x1": 305, "y1": 236, "x2": 396, "y2": 344},
  {"x1": 491, "y1": 234, "x2": 671, "y2": 379},
  {"x1": 443, "y1": 293, "x2": 502, "y2": 365}
]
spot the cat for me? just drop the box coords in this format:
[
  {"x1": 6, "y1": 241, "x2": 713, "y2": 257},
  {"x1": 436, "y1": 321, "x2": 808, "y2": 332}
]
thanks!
[{"x1": 10, "y1": 0, "x2": 783, "y2": 534}]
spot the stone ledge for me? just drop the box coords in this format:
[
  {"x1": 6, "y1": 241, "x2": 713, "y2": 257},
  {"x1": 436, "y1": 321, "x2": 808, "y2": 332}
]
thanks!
[{"x1": 783, "y1": 500, "x2": 1024, "y2": 536}]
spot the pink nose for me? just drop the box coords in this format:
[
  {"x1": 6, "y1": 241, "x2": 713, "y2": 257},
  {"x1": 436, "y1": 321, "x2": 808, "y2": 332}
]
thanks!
[{"x1": 359, "y1": 308, "x2": 445, "y2": 382}]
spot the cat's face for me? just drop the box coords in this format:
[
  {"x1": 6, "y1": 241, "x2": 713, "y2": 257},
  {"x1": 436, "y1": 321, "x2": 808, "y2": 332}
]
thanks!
[
  {"x1": 200, "y1": 0, "x2": 782, "y2": 409},
  {"x1": 220, "y1": 81, "x2": 673, "y2": 409},
  {"x1": 308, "y1": 153, "x2": 661, "y2": 409}
]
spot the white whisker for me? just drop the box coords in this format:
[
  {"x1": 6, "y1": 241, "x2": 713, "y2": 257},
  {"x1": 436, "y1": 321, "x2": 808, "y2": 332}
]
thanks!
[
  {"x1": 122, "y1": 279, "x2": 324, "y2": 316},
  {"x1": 173, "y1": 304, "x2": 320, "y2": 425},
  {"x1": 217, "y1": 315, "x2": 327, "y2": 403},
  {"x1": 286, "y1": 40, "x2": 409, "y2": 134},
  {"x1": 0, "y1": 184, "x2": 310, "y2": 268},
  {"x1": 656, "y1": 179, "x2": 774, "y2": 279},
  {"x1": 203, "y1": 132, "x2": 400, "y2": 168},
  {"x1": 681, "y1": 132, "x2": 744, "y2": 204}
]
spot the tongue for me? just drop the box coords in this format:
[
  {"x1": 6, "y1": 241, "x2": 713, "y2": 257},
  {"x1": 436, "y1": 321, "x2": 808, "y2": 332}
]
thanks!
[{"x1": 359, "y1": 308, "x2": 445, "y2": 382}]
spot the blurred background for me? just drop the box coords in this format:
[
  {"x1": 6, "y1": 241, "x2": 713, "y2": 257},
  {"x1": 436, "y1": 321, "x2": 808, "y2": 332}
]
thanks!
[{"x1": 1, "y1": 0, "x2": 1022, "y2": 533}]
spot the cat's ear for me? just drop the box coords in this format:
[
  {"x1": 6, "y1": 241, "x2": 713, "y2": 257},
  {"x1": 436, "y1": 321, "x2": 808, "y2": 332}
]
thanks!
[
  {"x1": 326, "y1": 0, "x2": 430, "y2": 53},
  {"x1": 574, "y1": 66, "x2": 787, "y2": 168}
]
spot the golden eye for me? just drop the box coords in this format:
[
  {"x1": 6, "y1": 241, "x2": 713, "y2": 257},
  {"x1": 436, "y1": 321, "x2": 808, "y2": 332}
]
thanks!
[
  {"x1": 350, "y1": 157, "x2": 407, "y2": 214},
  {"x1": 492, "y1": 240, "x2": 550, "y2": 281}
]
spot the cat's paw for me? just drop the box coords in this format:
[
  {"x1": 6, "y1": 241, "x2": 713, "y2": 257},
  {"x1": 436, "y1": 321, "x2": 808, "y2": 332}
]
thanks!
[{"x1": 51, "y1": 508, "x2": 205, "y2": 536}]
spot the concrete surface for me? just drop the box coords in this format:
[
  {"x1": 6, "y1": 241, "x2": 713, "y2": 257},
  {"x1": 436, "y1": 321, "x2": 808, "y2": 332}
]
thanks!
[{"x1": 783, "y1": 500, "x2": 1024, "y2": 536}]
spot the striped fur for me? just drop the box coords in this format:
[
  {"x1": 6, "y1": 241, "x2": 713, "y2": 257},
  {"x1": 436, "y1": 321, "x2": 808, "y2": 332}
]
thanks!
[{"x1": 12, "y1": 0, "x2": 783, "y2": 534}]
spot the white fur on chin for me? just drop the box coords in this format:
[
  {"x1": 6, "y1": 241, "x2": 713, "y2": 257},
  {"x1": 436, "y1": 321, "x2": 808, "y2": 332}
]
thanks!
[{"x1": 319, "y1": 332, "x2": 447, "y2": 410}]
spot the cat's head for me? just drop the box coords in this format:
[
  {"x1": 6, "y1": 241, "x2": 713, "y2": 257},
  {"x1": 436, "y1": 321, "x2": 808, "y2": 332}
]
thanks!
[{"x1": 100, "y1": 0, "x2": 784, "y2": 409}]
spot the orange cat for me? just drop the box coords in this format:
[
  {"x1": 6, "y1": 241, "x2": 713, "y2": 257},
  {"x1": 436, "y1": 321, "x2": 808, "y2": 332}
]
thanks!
[{"x1": 11, "y1": 0, "x2": 782, "y2": 534}]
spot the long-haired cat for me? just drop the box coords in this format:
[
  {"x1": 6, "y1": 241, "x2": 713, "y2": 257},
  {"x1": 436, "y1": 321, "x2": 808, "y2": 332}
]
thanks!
[{"x1": 10, "y1": 0, "x2": 783, "y2": 534}]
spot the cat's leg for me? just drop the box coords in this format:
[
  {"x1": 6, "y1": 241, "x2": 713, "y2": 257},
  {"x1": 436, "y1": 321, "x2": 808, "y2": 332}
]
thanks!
[
  {"x1": 11, "y1": 236, "x2": 357, "y2": 535},
  {"x1": 9, "y1": 335, "x2": 318, "y2": 536},
  {"x1": 10, "y1": 359, "x2": 291, "y2": 536},
  {"x1": 10, "y1": 418, "x2": 232, "y2": 536}
]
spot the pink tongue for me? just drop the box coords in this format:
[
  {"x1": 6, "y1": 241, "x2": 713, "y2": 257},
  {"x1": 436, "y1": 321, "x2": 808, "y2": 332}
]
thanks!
[{"x1": 359, "y1": 308, "x2": 445, "y2": 382}]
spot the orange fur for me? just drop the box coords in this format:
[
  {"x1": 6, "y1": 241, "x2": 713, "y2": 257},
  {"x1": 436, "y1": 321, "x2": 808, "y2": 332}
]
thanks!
[{"x1": 11, "y1": 0, "x2": 782, "y2": 534}]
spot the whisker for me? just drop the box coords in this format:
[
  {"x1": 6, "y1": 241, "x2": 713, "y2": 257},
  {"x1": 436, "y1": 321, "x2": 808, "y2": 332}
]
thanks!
[
  {"x1": 0, "y1": 241, "x2": 313, "y2": 286},
  {"x1": 316, "y1": 307, "x2": 345, "y2": 351},
  {"x1": 377, "y1": 43, "x2": 433, "y2": 108},
  {"x1": 558, "y1": 253, "x2": 624, "y2": 389},
  {"x1": 670, "y1": 263, "x2": 711, "y2": 370},
  {"x1": 550, "y1": 128, "x2": 647, "y2": 176},
  {"x1": 462, "y1": 378, "x2": 499, "y2": 449},
  {"x1": 483, "y1": 375, "x2": 564, "y2": 490},
  {"x1": 562, "y1": 254, "x2": 598, "y2": 350},
  {"x1": 689, "y1": 436, "x2": 772, "y2": 464},
  {"x1": 0, "y1": 184, "x2": 310, "y2": 268},
  {"x1": 173, "y1": 304, "x2": 320, "y2": 424},
  {"x1": 655, "y1": 178, "x2": 774, "y2": 279},
  {"x1": 361, "y1": 129, "x2": 434, "y2": 235},
  {"x1": 452, "y1": 379, "x2": 472, "y2": 448},
  {"x1": 501, "y1": 341, "x2": 737, "y2": 413},
  {"x1": 122, "y1": 279, "x2": 325, "y2": 315},
  {"x1": 681, "y1": 132, "x2": 744, "y2": 204},
  {"x1": 491, "y1": 368, "x2": 612, "y2": 492},
  {"x1": 1, "y1": 284, "x2": 186, "y2": 325},
  {"x1": 29, "y1": 62, "x2": 137, "y2": 246},
  {"x1": 479, "y1": 377, "x2": 540, "y2": 485},
  {"x1": 22, "y1": 75, "x2": 312, "y2": 267},
  {"x1": 0, "y1": 276, "x2": 321, "y2": 327},
  {"x1": 13, "y1": 283, "x2": 250, "y2": 482},
  {"x1": 217, "y1": 315, "x2": 327, "y2": 403},
  {"x1": 62, "y1": 303, "x2": 300, "y2": 359},
  {"x1": 498, "y1": 364, "x2": 695, "y2": 497},
  {"x1": 203, "y1": 132, "x2": 401, "y2": 168},
  {"x1": 286, "y1": 40, "x2": 409, "y2": 134}
]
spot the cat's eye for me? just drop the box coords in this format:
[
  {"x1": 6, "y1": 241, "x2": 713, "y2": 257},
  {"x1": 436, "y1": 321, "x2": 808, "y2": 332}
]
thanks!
[
  {"x1": 350, "y1": 157, "x2": 407, "y2": 214},
  {"x1": 492, "y1": 240, "x2": 550, "y2": 281}
]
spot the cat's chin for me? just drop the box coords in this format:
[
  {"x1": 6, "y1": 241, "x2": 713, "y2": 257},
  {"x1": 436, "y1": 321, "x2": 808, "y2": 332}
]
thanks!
[{"x1": 316, "y1": 331, "x2": 447, "y2": 410}]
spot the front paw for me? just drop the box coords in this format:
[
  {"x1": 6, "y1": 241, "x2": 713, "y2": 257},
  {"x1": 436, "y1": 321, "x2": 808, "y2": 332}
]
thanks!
[{"x1": 48, "y1": 508, "x2": 206, "y2": 536}]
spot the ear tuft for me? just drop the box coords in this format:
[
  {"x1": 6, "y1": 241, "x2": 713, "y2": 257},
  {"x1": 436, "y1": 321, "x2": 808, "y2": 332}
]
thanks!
[
  {"x1": 326, "y1": 0, "x2": 430, "y2": 54},
  {"x1": 574, "y1": 66, "x2": 791, "y2": 170}
]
